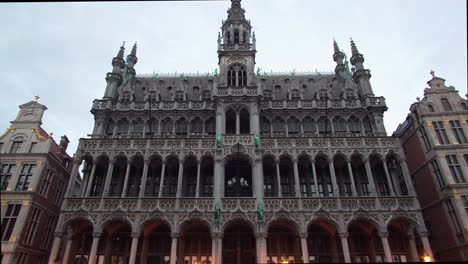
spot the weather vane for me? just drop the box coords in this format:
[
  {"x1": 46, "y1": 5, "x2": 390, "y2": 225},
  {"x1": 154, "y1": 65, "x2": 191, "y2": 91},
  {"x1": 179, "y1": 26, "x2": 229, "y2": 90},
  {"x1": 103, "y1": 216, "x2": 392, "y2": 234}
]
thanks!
[
  {"x1": 430, "y1": 70, "x2": 435, "y2": 77},
  {"x1": 34, "y1": 96, "x2": 40, "y2": 102}
]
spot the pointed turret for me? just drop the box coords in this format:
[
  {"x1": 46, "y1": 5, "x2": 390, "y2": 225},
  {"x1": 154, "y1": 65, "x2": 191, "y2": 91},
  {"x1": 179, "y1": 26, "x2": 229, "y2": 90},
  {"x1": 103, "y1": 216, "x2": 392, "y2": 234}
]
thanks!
[
  {"x1": 349, "y1": 38, "x2": 373, "y2": 96},
  {"x1": 332, "y1": 39, "x2": 345, "y2": 75},
  {"x1": 104, "y1": 43, "x2": 126, "y2": 99},
  {"x1": 126, "y1": 42, "x2": 138, "y2": 68},
  {"x1": 111, "y1": 42, "x2": 125, "y2": 73}
]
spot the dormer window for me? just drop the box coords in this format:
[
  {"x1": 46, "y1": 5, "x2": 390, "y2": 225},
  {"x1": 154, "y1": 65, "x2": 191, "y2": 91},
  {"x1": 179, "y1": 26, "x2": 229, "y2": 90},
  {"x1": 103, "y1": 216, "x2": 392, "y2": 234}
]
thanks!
[
  {"x1": 318, "y1": 89, "x2": 328, "y2": 100},
  {"x1": 202, "y1": 90, "x2": 212, "y2": 100},
  {"x1": 290, "y1": 89, "x2": 301, "y2": 100},
  {"x1": 227, "y1": 64, "x2": 247, "y2": 87},
  {"x1": 121, "y1": 92, "x2": 131, "y2": 103},
  {"x1": 441, "y1": 98, "x2": 452, "y2": 111},
  {"x1": 148, "y1": 92, "x2": 157, "y2": 101},
  {"x1": 428, "y1": 104, "x2": 435, "y2": 112},
  {"x1": 10, "y1": 141, "x2": 23, "y2": 153},
  {"x1": 174, "y1": 91, "x2": 185, "y2": 101},
  {"x1": 345, "y1": 89, "x2": 355, "y2": 99},
  {"x1": 263, "y1": 89, "x2": 273, "y2": 100}
]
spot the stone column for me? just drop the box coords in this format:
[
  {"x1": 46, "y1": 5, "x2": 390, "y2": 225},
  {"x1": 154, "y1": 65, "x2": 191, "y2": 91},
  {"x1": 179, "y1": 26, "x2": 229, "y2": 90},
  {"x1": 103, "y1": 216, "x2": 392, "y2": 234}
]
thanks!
[
  {"x1": 211, "y1": 233, "x2": 218, "y2": 264},
  {"x1": 85, "y1": 162, "x2": 98, "y2": 197},
  {"x1": 61, "y1": 230, "x2": 74, "y2": 264},
  {"x1": 236, "y1": 112, "x2": 240, "y2": 134},
  {"x1": 195, "y1": 160, "x2": 201, "y2": 198},
  {"x1": 48, "y1": 232, "x2": 63, "y2": 264},
  {"x1": 158, "y1": 161, "x2": 166, "y2": 198},
  {"x1": 346, "y1": 161, "x2": 357, "y2": 196},
  {"x1": 339, "y1": 232, "x2": 351, "y2": 263},
  {"x1": 364, "y1": 159, "x2": 377, "y2": 196},
  {"x1": 139, "y1": 159, "x2": 149, "y2": 198},
  {"x1": 217, "y1": 235, "x2": 223, "y2": 264},
  {"x1": 408, "y1": 232, "x2": 419, "y2": 262},
  {"x1": 121, "y1": 161, "x2": 132, "y2": 197},
  {"x1": 328, "y1": 160, "x2": 339, "y2": 196},
  {"x1": 65, "y1": 159, "x2": 82, "y2": 197},
  {"x1": 293, "y1": 158, "x2": 301, "y2": 197},
  {"x1": 276, "y1": 160, "x2": 283, "y2": 197},
  {"x1": 214, "y1": 158, "x2": 223, "y2": 203},
  {"x1": 176, "y1": 161, "x2": 184, "y2": 198},
  {"x1": 170, "y1": 233, "x2": 179, "y2": 264},
  {"x1": 399, "y1": 159, "x2": 416, "y2": 196},
  {"x1": 102, "y1": 159, "x2": 115, "y2": 197},
  {"x1": 300, "y1": 233, "x2": 309, "y2": 263},
  {"x1": 382, "y1": 160, "x2": 396, "y2": 196},
  {"x1": 253, "y1": 158, "x2": 264, "y2": 201},
  {"x1": 311, "y1": 160, "x2": 319, "y2": 197},
  {"x1": 256, "y1": 232, "x2": 267, "y2": 264},
  {"x1": 420, "y1": 232, "x2": 434, "y2": 262},
  {"x1": 129, "y1": 232, "x2": 140, "y2": 264},
  {"x1": 88, "y1": 232, "x2": 101, "y2": 264},
  {"x1": 379, "y1": 232, "x2": 393, "y2": 262}
]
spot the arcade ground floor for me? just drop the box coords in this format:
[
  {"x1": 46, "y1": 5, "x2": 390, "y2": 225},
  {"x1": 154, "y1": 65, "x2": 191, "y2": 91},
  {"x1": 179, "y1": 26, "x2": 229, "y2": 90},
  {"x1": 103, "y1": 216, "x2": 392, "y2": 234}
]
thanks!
[{"x1": 46, "y1": 216, "x2": 433, "y2": 264}]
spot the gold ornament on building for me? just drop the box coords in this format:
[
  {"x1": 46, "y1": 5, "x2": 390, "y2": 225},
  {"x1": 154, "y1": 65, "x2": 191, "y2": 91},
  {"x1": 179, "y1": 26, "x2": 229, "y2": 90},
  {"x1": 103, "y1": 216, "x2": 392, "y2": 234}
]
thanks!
[
  {"x1": 0, "y1": 127, "x2": 16, "y2": 140},
  {"x1": 30, "y1": 127, "x2": 46, "y2": 141}
]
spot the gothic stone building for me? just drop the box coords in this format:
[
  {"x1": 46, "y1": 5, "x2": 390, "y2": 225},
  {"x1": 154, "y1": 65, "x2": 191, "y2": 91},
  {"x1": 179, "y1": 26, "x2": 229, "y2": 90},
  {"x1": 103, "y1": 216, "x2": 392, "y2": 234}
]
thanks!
[
  {"x1": 0, "y1": 100, "x2": 73, "y2": 264},
  {"x1": 394, "y1": 73, "x2": 468, "y2": 261},
  {"x1": 49, "y1": 1, "x2": 433, "y2": 263}
]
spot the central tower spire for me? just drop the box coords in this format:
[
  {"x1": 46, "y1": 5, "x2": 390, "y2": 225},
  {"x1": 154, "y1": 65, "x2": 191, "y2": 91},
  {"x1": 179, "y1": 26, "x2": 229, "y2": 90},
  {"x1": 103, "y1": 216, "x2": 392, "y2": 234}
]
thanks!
[{"x1": 218, "y1": 0, "x2": 256, "y2": 88}]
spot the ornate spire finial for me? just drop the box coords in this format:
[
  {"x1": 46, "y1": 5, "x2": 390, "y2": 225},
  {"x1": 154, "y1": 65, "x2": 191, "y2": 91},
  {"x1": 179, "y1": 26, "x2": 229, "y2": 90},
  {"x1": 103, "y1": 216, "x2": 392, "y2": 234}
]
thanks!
[
  {"x1": 117, "y1": 41, "x2": 125, "y2": 58},
  {"x1": 350, "y1": 38, "x2": 359, "y2": 55},
  {"x1": 430, "y1": 70, "x2": 435, "y2": 77},
  {"x1": 130, "y1": 42, "x2": 137, "y2": 56},
  {"x1": 34, "y1": 96, "x2": 39, "y2": 102},
  {"x1": 333, "y1": 39, "x2": 340, "y2": 53}
]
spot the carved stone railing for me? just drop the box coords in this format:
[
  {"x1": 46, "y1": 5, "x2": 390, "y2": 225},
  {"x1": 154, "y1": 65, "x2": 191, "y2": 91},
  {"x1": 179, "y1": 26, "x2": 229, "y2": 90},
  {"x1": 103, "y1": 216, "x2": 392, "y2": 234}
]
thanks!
[
  {"x1": 216, "y1": 87, "x2": 258, "y2": 97},
  {"x1": 223, "y1": 135, "x2": 253, "y2": 146},
  {"x1": 62, "y1": 196, "x2": 418, "y2": 214},
  {"x1": 260, "y1": 98, "x2": 365, "y2": 110},
  {"x1": 91, "y1": 100, "x2": 216, "y2": 112}
]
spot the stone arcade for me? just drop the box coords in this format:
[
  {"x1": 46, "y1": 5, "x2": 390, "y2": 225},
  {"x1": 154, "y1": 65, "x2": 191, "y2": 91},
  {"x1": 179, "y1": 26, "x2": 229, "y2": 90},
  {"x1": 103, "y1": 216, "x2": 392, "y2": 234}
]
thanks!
[{"x1": 49, "y1": 1, "x2": 433, "y2": 263}]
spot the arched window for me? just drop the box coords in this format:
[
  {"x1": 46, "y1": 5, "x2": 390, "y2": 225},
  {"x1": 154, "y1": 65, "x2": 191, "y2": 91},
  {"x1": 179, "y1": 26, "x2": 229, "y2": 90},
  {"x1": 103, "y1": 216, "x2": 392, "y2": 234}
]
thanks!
[
  {"x1": 202, "y1": 90, "x2": 212, "y2": 100},
  {"x1": 174, "y1": 91, "x2": 185, "y2": 101},
  {"x1": 333, "y1": 116, "x2": 347, "y2": 135},
  {"x1": 318, "y1": 89, "x2": 328, "y2": 100},
  {"x1": 287, "y1": 117, "x2": 301, "y2": 135},
  {"x1": 348, "y1": 116, "x2": 361, "y2": 135},
  {"x1": 234, "y1": 29, "x2": 240, "y2": 44},
  {"x1": 116, "y1": 119, "x2": 129, "y2": 135},
  {"x1": 190, "y1": 118, "x2": 203, "y2": 134},
  {"x1": 290, "y1": 89, "x2": 301, "y2": 100},
  {"x1": 105, "y1": 120, "x2": 115, "y2": 136},
  {"x1": 260, "y1": 116, "x2": 271, "y2": 135},
  {"x1": 242, "y1": 31, "x2": 247, "y2": 44},
  {"x1": 147, "y1": 92, "x2": 157, "y2": 101},
  {"x1": 192, "y1": 86, "x2": 200, "y2": 100},
  {"x1": 441, "y1": 98, "x2": 452, "y2": 111},
  {"x1": 205, "y1": 117, "x2": 215, "y2": 135},
  {"x1": 263, "y1": 89, "x2": 273, "y2": 100},
  {"x1": 161, "y1": 118, "x2": 173, "y2": 135},
  {"x1": 146, "y1": 118, "x2": 159, "y2": 136},
  {"x1": 461, "y1": 102, "x2": 467, "y2": 110},
  {"x1": 131, "y1": 119, "x2": 144, "y2": 136},
  {"x1": 121, "y1": 92, "x2": 131, "y2": 102},
  {"x1": 317, "y1": 117, "x2": 331, "y2": 136},
  {"x1": 239, "y1": 108, "x2": 250, "y2": 134},
  {"x1": 175, "y1": 118, "x2": 188, "y2": 135},
  {"x1": 227, "y1": 64, "x2": 247, "y2": 87},
  {"x1": 303, "y1": 117, "x2": 316, "y2": 135},
  {"x1": 226, "y1": 31, "x2": 231, "y2": 44},
  {"x1": 426, "y1": 104, "x2": 434, "y2": 112},
  {"x1": 272, "y1": 117, "x2": 286, "y2": 134},
  {"x1": 363, "y1": 116, "x2": 373, "y2": 135},
  {"x1": 226, "y1": 109, "x2": 236, "y2": 134}
]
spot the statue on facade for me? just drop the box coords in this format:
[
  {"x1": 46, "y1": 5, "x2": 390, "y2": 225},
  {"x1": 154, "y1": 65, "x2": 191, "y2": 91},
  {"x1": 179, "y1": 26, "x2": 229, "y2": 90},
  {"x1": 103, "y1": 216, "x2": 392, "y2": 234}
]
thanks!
[
  {"x1": 255, "y1": 134, "x2": 261, "y2": 150},
  {"x1": 214, "y1": 203, "x2": 221, "y2": 223},
  {"x1": 257, "y1": 203, "x2": 264, "y2": 221},
  {"x1": 216, "y1": 134, "x2": 222, "y2": 151}
]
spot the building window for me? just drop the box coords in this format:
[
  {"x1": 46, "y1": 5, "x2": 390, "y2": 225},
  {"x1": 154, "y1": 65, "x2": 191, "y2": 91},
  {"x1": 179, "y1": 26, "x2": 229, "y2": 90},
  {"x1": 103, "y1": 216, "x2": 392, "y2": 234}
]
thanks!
[
  {"x1": 29, "y1": 142, "x2": 37, "y2": 153},
  {"x1": 41, "y1": 215, "x2": 56, "y2": 249},
  {"x1": 202, "y1": 90, "x2": 212, "y2": 100},
  {"x1": 419, "y1": 125, "x2": 432, "y2": 151},
  {"x1": 427, "y1": 104, "x2": 434, "y2": 112},
  {"x1": 287, "y1": 117, "x2": 301, "y2": 135},
  {"x1": 445, "y1": 155, "x2": 465, "y2": 183},
  {"x1": 430, "y1": 160, "x2": 446, "y2": 188},
  {"x1": 433, "y1": 121, "x2": 450, "y2": 145},
  {"x1": 10, "y1": 141, "x2": 23, "y2": 153},
  {"x1": 441, "y1": 98, "x2": 452, "y2": 111},
  {"x1": 1, "y1": 164, "x2": 15, "y2": 191},
  {"x1": 272, "y1": 117, "x2": 286, "y2": 134},
  {"x1": 54, "y1": 180, "x2": 65, "y2": 205},
  {"x1": 461, "y1": 102, "x2": 467, "y2": 110},
  {"x1": 24, "y1": 207, "x2": 41, "y2": 245},
  {"x1": 16, "y1": 252, "x2": 28, "y2": 264},
  {"x1": 345, "y1": 89, "x2": 355, "y2": 99},
  {"x1": 174, "y1": 90, "x2": 185, "y2": 101},
  {"x1": 348, "y1": 116, "x2": 361, "y2": 135},
  {"x1": 445, "y1": 199, "x2": 465, "y2": 243},
  {"x1": 333, "y1": 117, "x2": 347, "y2": 136},
  {"x1": 39, "y1": 169, "x2": 53, "y2": 197},
  {"x1": 205, "y1": 118, "x2": 215, "y2": 135},
  {"x1": 15, "y1": 164, "x2": 36, "y2": 191},
  {"x1": 263, "y1": 89, "x2": 273, "y2": 100},
  {"x1": 290, "y1": 89, "x2": 301, "y2": 100},
  {"x1": 302, "y1": 117, "x2": 316, "y2": 135},
  {"x1": 462, "y1": 195, "x2": 468, "y2": 217},
  {"x1": 317, "y1": 117, "x2": 331, "y2": 136},
  {"x1": 450, "y1": 120, "x2": 467, "y2": 144},
  {"x1": 1, "y1": 203, "x2": 21, "y2": 241},
  {"x1": 175, "y1": 118, "x2": 188, "y2": 135},
  {"x1": 464, "y1": 154, "x2": 468, "y2": 166},
  {"x1": 161, "y1": 118, "x2": 174, "y2": 135},
  {"x1": 227, "y1": 64, "x2": 247, "y2": 87},
  {"x1": 190, "y1": 118, "x2": 203, "y2": 134}
]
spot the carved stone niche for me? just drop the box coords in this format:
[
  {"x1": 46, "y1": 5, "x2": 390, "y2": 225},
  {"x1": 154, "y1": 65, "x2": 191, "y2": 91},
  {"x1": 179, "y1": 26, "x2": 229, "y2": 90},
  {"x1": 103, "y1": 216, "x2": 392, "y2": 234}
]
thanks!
[{"x1": 229, "y1": 143, "x2": 246, "y2": 155}]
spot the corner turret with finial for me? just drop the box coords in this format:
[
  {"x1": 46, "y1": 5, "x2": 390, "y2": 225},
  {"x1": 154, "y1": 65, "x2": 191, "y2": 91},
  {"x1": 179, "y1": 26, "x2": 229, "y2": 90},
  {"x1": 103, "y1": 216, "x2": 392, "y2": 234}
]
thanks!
[
  {"x1": 332, "y1": 39, "x2": 345, "y2": 75},
  {"x1": 111, "y1": 42, "x2": 125, "y2": 73},
  {"x1": 349, "y1": 38, "x2": 374, "y2": 96}
]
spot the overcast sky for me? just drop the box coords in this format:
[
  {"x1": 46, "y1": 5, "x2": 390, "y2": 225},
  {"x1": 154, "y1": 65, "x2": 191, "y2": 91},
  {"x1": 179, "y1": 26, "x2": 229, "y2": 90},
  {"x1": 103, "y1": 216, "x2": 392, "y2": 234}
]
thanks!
[{"x1": 1, "y1": 0, "x2": 467, "y2": 156}]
